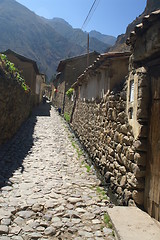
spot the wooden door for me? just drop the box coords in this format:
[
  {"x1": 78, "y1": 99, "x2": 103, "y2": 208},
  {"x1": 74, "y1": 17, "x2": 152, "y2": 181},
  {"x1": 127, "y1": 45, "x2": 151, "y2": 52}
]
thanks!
[{"x1": 145, "y1": 75, "x2": 160, "y2": 221}]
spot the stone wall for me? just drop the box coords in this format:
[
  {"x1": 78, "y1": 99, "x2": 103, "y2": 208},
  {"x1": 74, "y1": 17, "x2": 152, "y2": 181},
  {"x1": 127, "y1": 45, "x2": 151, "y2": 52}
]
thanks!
[
  {"x1": 128, "y1": 9, "x2": 160, "y2": 220},
  {"x1": 64, "y1": 95, "x2": 74, "y2": 117},
  {"x1": 0, "y1": 69, "x2": 33, "y2": 145},
  {"x1": 71, "y1": 82, "x2": 145, "y2": 206}
]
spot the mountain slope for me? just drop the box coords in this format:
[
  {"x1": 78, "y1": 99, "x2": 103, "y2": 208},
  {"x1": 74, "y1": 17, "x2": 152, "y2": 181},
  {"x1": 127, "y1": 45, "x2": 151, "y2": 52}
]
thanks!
[
  {"x1": 45, "y1": 18, "x2": 115, "y2": 53},
  {"x1": 0, "y1": 0, "x2": 85, "y2": 78},
  {"x1": 89, "y1": 30, "x2": 116, "y2": 46},
  {"x1": 0, "y1": 0, "x2": 116, "y2": 79}
]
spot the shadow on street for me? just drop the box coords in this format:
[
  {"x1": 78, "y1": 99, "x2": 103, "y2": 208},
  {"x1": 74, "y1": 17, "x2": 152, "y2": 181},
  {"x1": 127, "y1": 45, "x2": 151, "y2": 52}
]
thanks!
[{"x1": 0, "y1": 102, "x2": 51, "y2": 189}]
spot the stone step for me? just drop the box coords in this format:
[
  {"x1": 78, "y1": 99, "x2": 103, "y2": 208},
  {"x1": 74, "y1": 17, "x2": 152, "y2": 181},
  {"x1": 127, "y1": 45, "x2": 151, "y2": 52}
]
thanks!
[{"x1": 107, "y1": 206, "x2": 160, "y2": 240}]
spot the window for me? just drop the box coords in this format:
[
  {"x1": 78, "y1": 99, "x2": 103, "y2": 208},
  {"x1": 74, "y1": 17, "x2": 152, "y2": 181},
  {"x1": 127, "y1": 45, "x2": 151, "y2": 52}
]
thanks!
[
  {"x1": 128, "y1": 107, "x2": 133, "y2": 119},
  {"x1": 129, "y1": 80, "x2": 134, "y2": 102}
]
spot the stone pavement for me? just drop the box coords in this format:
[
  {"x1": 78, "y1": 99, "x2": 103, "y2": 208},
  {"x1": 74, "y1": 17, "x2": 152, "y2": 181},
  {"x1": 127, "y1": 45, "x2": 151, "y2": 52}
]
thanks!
[{"x1": 0, "y1": 103, "x2": 115, "y2": 240}]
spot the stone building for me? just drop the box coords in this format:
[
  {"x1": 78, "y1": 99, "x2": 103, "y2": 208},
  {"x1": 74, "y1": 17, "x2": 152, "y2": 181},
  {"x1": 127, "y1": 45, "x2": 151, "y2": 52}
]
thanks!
[
  {"x1": 52, "y1": 51, "x2": 99, "y2": 114},
  {"x1": 72, "y1": 52, "x2": 130, "y2": 100},
  {"x1": 126, "y1": 9, "x2": 160, "y2": 221},
  {"x1": 71, "y1": 10, "x2": 160, "y2": 221},
  {"x1": 36, "y1": 74, "x2": 46, "y2": 103},
  {"x1": 4, "y1": 49, "x2": 40, "y2": 105}
]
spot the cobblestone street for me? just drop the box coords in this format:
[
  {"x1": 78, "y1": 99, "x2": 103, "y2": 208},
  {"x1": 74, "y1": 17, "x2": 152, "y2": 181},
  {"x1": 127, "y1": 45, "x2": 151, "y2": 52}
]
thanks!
[{"x1": 0, "y1": 103, "x2": 114, "y2": 240}]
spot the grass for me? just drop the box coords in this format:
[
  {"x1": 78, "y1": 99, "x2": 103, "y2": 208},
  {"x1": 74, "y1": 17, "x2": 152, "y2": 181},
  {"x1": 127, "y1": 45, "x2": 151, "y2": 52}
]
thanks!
[
  {"x1": 67, "y1": 129, "x2": 92, "y2": 173},
  {"x1": 104, "y1": 213, "x2": 113, "y2": 229},
  {"x1": 64, "y1": 112, "x2": 71, "y2": 123},
  {"x1": 85, "y1": 164, "x2": 91, "y2": 172},
  {"x1": 69, "y1": 136, "x2": 84, "y2": 160},
  {"x1": 77, "y1": 149, "x2": 83, "y2": 158},
  {"x1": 96, "y1": 187, "x2": 108, "y2": 200}
]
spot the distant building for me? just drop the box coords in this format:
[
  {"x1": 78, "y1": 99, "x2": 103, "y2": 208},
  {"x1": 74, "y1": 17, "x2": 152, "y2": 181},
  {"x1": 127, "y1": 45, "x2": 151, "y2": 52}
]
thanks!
[
  {"x1": 73, "y1": 52, "x2": 130, "y2": 101},
  {"x1": 52, "y1": 51, "x2": 99, "y2": 114},
  {"x1": 36, "y1": 74, "x2": 46, "y2": 103}
]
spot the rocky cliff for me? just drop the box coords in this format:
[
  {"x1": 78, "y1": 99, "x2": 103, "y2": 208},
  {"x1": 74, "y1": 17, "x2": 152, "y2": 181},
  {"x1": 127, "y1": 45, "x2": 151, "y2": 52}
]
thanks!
[{"x1": 110, "y1": 0, "x2": 160, "y2": 52}]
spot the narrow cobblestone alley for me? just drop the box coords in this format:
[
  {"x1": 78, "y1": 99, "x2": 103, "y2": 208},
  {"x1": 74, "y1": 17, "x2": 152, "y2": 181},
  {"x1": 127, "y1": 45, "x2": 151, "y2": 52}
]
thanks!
[{"x1": 0, "y1": 103, "x2": 115, "y2": 240}]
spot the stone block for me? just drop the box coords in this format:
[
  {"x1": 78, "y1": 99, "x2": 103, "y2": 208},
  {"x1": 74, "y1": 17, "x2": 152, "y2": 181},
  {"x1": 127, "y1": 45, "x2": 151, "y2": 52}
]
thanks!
[
  {"x1": 119, "y1": 166, "x2": 126, "y2": 174},
  {"x1": 113, "y1": 161, "x2": 119, "y2": 169},
  {"x1": 109, "y1": 164, "x2": 114, "y2": 171},
  {"x1": 128, "y1": 174, "x2": 137, "y2": 188},
  {"x1": 133, "y1": 139, "x2": 147, "y2": 152},
  {"x1": 132, "y1": 190, "x2": 144, "y2": 205},
  {"x1": 139, "y1": 125, "x2": 148, "y2": 138},
  {"x1": 126, "y1": 148, "x2": 134, "y2": 161},
  {"x1": 124, "y1": 189, "x2": 132, "y2": 203},
  {"x1": 120, "y1": 175, "x2": 127, "y2": 187},
  {"x1": 134, "y1": 177, "x2": 145, "y2": 190},
  {"x1": 120, "y1": 153, "x2": 127, "y2": 165},
  {"x1": 123, "y1": 136, "x2": 131, "y2": 145},
  {"x1": 116, "y1": 144, "x2": 122, "y2": 153},
  {"x1": 107, "y1": 146, "x2": 115, "y2": 157},
  {"x1": 120, "y1": 124, "x2": 128, "y2": 134},
  {"x1": 117, "y1": 187, "x2": 123, "y2": 195},
  {"x1": 134, "y1": 152, "x2": 147, "y2": 166},
  {"x1": 118, "y1": 111, "x2": 127, "y2": 123},
  {"x1": 105, "y1": 172, "x2": 112, "y2": 182},
  {"x1": 114, "y1": 132, "x2": 123, "y2": 143}
]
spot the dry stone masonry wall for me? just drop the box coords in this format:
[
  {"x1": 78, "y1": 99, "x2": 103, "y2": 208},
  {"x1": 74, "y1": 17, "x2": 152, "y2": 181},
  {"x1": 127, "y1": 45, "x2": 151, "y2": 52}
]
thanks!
[
  {"x1": 71, "y1": 81, "x2": 146, "y2": 206},
  {"x1": 0, "y1": 69, "x2": 33, "y2": 145}
]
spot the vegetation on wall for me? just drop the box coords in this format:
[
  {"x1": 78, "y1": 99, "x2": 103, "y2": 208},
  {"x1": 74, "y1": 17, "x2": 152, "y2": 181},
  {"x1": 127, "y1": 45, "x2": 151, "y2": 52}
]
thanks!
[{"x1": 0, "y1": 54, "x2": 30, "y2": 93}]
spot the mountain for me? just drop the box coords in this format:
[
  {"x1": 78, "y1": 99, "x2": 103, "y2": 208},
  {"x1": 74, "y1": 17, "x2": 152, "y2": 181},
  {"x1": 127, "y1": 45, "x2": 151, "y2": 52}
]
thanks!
[
  {"x1": 89, "y1": 30, "x2": 116, "y2": 46},
  {"x1": 44, "y1": 17, "x2": 116, "y2": 53},
  {"x1": 0, "y1": 0, "x2": 87, "y2": 79},
  {"x1": 0, "y1": 0, "x2": 115, "y2": 79},
  {"x1": 110, "y1": 0, "x2": 160, "y2": 52}
]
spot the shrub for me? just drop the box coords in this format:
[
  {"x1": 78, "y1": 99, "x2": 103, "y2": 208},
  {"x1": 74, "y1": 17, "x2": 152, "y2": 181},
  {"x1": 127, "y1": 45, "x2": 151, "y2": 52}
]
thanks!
[
  {"x1": 0, "y1": 54, "x2": 30, "y2": 93},
  {"x1": 64, "y1": 112, "x2": 71, "y2": 123},
  {"x1": 66, "y1": 88, "x2": 74, "y2": 99}
]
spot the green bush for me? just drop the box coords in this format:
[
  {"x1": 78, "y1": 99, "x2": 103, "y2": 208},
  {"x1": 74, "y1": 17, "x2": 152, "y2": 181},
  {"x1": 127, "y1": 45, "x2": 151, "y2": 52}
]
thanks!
[
  {"x1": 66, "y1": 88, "x2": 74, "y2": 99},
  {"x1": 0, "y1": 54, "x2": 30, "y2": 93}
]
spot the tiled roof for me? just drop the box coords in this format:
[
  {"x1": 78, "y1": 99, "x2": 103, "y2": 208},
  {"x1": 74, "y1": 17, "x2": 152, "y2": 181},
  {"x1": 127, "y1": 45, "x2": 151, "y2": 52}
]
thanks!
[
  {"x1": 72, "y1": 51, "x2": 130, "y2": 88},
  {"x1": 57, "y1": 51, "x2": 99, "y2": 72}
]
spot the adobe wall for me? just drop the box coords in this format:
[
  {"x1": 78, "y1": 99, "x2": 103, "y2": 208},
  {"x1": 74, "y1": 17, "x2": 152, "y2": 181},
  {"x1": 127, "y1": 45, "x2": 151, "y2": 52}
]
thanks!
[
  {"x1": 80, "y1": 57, "x2": 129, "y2": 101},
  {"x1": 5, "y1": 54, "x2": 36, "y2": 94},
  {"x1": 71, "y1": 81, "x2": 146, "y2": 206},
  {"x1": 0, "y1": 69, "x2": 33, "y2": 145},
  {"x1": 5, "y1": 54, "x2": 38, "y2": 105}
]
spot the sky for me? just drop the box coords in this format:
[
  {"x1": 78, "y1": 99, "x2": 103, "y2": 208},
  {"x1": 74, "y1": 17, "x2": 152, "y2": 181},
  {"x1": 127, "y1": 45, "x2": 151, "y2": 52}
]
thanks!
[{"x1": 16, "y1": 0, "x2": 147, "y2": 37}]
